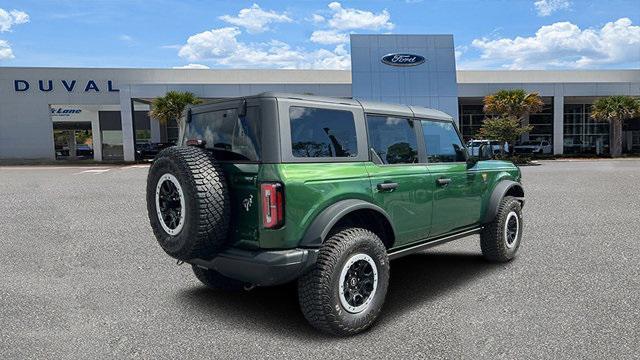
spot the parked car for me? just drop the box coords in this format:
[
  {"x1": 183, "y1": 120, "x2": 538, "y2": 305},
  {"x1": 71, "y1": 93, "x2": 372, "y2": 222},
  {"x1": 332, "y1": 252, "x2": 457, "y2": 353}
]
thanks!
[
  {"x1": 135, "y1": 141, "x2": 174, "y2": 160},
  {"x1": 145, "y1": 93, "x2": 525, "y2": 336},
  {"x1": 514, "y1": 140, "x2": 552, "y2": 154},
  {"x1": 54, "y1": 144, "x2": 93, "y2": 159},
  {"x1": 75, "y1": 144, "x2": 94, "y2": 157},
  {"x1": 467, "y1": 139, "x2": 508, "y2": 156}
]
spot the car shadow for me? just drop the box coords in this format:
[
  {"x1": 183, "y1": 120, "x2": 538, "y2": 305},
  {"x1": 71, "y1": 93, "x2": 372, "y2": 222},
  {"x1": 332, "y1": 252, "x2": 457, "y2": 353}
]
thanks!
[{"x1": 175, "y1": 250, "x2": 501, "y2": 339}]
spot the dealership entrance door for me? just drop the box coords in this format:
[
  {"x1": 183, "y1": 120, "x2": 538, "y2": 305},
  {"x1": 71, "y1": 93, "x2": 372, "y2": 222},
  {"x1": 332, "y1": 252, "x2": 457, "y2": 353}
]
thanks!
[{"x1": 53, "y1": 121, "x2": 94, "y2": 160}]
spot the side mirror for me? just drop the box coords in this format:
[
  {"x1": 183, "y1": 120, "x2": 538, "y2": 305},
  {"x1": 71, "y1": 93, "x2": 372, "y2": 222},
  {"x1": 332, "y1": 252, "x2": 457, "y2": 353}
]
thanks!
[
  {"x1": 478, "y1": 144, "x2": 493, "y2": 159},
  {"x1": 466, "y1": 156, "x2": 479, "y2": 168},
  {"x1": 468, "y1": 144, "x2": 492, "y2": 168},
  {"x1": 237, "y1": 99, "x2": 247, "y2": 117}
]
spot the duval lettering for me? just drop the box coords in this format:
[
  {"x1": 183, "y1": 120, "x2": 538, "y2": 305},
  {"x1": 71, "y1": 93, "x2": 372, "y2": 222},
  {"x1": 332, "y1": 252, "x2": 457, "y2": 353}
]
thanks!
[{"x1": 14, "y1": 80, "x2": 119, "y2": 92}]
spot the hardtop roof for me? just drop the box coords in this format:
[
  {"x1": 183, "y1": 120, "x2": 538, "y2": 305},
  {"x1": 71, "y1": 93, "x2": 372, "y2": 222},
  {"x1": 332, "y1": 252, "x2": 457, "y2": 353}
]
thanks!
[{"x1": 188, "y1": 92, "x2": 453, "y2": 122}]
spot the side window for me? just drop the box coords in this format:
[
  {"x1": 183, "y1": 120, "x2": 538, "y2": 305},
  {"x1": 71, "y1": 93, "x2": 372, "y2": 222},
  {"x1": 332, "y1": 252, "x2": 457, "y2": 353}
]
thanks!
[
  {"x1": 289, "y1": 106, "x2": 357, "y2": 158},
  {"x1": 367, "y1": 115, "x2": 419, "y2": 164},
  {"x1": 421, "y1": 119, "x2": 467, "y2": 163}
]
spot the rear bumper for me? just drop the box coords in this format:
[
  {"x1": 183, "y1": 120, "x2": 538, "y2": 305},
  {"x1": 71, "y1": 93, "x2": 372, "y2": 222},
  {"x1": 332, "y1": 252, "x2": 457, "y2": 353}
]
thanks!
[{"x1": 188, "y1": 247, "x2": 318, "y2": 287}]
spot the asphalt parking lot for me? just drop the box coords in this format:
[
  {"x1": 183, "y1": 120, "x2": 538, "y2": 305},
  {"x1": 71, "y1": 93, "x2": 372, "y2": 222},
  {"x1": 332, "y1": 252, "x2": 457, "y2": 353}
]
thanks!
[{"x1": 1, "y1": 160, "x2": 639, "y2": 359}]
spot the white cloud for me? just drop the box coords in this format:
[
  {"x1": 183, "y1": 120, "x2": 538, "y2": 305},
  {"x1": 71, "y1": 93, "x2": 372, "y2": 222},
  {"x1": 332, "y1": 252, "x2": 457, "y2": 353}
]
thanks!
[
  {"x1": 325, "y1": 2, "x2": 393, "y2": 31},
  {"x1": 310, "y1": 30, "x2": 349, "y2": 45},
  {"x1": 173, "y1": 63, "x2": 210, "y2": 69},
  {"x1": 0, "y1": 39, "x2": 14, "y2": 59},
  {"x1": 310, "y1": 14, "x2": 325, "y2": 23},
  {"x1": 0, "y1": 8, "x2": 28, "y2": 61},
  {"x1": 308, "y1": 2, "x2": 393, "y2": 46},
  {"x1": 0, "y1": 8, "x2": 29, "y2": 32},
  {"x1": 178, "y1": 27, "x2": 350, "y2": 69},
  {"x1": 219, "y1": 4, "x2": 292, "y2": 34},
  {"x1": 179, "y1": 27, "x2": 243, "y2": 60},
  {"x1": 454, "y1": 45, "x2": 467, "y2": 62},
  {"x1": 471, "y1": 18, "x2": 640, "y2": 69},
  {"x1": 534, "y1": 0, "x2": 571, "y2": 16}
]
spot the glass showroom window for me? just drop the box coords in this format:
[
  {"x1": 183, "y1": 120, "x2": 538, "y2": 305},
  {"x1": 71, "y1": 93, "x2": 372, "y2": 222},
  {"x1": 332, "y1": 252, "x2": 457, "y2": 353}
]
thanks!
[
  {"x1": 459, "y1": 104, "x2": 484, "y2": 141},
  {"x1": 528, "y1": 101, "x2": 553, "y2": 145},
  {"x1": 165, "y1": 119, "x2": 180, "y2": 145},
  {"x1": 563, "y1": 104, "x2": 610, "y2": 154},
  {"x1": 99, "y1": 111, "x2": 124, "y2": 160},
  {"x1": 564, "y1": 104, "x2": 609, "y2": 154}
]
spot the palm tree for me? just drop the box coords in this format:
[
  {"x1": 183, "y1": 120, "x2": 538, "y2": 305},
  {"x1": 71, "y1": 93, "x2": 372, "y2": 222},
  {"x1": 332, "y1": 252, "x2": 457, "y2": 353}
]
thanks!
[
  {"x1": 480, "y1": 89, "x2": 544, "y2": 155},
  {"x1": 483, "y1": 89, "x2": 544, "y2": 120},
  {"x1": 590, "y1": 96, "x2": 640, "y2": 157},
  {"x1": 149, "y1": 91, "x2": 202, "y2": 129}
]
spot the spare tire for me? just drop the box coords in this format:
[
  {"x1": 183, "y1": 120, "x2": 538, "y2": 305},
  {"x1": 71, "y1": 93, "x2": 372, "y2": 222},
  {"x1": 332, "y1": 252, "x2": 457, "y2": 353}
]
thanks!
[{"x1": 146, "y1": 146, "x2": 230, "y2": 261}]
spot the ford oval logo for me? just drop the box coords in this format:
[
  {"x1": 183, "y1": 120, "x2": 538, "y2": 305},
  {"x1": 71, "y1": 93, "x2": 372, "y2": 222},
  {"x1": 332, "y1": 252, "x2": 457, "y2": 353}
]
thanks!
[{"x1": 381, "y1": 53, "x2": 425, "y2": 67}]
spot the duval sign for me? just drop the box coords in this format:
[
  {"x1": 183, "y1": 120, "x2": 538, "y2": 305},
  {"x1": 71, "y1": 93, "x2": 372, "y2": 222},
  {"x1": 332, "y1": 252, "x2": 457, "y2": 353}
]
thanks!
[
  {"x1": 381, "y1": 53, "x2": 426, "y2": 67},
  {"x1": 13, "y1": 79, "x2": 119, "y2": 93}
]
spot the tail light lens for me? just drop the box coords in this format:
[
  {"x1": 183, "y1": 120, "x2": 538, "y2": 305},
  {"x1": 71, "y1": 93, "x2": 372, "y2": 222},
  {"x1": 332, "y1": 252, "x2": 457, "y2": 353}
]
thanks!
[{"x1": 261, "y1": 183, "x2": 284, "y2": 229}]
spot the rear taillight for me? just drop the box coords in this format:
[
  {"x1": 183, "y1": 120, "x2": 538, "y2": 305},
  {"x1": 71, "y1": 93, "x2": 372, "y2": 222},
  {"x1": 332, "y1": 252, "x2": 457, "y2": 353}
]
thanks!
[
  {"x1": 186, "y1": 138, "x2": 206, "y2": 147},
  {"x1": 261, "y1": 183, "x2": 284, "y2": 229}
]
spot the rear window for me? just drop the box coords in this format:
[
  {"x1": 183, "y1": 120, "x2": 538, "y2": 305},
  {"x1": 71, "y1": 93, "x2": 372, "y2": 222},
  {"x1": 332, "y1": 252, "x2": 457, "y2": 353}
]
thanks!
[
  {"x1": 185, "y1": 107, "x2": 261, "y2": 161},
  {"x1": 289, "y1": 106, "x2": 357, "y2": 158}
]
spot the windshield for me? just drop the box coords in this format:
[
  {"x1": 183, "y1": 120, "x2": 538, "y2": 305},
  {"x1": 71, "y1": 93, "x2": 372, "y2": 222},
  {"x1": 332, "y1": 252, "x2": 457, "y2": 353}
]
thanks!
[{"x1": 184, "y1": 106, "x2": 261, "y2": 161}]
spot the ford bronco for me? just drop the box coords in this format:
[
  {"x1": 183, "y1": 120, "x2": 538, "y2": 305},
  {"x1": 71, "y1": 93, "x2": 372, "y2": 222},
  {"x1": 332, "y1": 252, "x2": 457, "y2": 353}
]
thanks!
[{"x1": 146, "y1": 93, "x2": 525, "y2": 336}]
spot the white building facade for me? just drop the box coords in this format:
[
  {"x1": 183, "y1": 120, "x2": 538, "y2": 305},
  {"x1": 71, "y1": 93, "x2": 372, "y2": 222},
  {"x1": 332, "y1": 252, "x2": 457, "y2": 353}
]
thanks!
[{"x1": 0, "y1": 34, "x2": 638, "y2": 162}]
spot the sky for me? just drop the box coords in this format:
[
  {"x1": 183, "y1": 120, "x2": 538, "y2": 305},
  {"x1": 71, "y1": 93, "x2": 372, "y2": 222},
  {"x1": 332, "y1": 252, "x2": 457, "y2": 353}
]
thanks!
[{"x1": 0, "y1": 0, "x2": 638, "y2": 70}]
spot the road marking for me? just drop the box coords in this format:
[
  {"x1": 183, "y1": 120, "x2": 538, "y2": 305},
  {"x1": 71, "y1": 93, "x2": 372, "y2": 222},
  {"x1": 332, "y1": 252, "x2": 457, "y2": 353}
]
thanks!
[
  {"x1": 122, "y1": 164, "x2": 150, "y2": 169},
  {"x1": 73, "y1": 169, "x2": 111, "y2": 175}
]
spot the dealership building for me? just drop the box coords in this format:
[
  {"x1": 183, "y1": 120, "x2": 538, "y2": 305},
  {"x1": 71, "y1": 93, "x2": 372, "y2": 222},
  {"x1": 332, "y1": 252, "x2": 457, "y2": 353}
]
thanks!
[{"x1": 1, "y1": 34, "x2": 639, "y2": 162}]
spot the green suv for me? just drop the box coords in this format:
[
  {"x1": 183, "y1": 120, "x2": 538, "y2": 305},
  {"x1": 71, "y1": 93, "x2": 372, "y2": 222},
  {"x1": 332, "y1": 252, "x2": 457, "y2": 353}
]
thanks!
[{"x1": 146, "y1": 93, "x2": 525, "y2": 336}]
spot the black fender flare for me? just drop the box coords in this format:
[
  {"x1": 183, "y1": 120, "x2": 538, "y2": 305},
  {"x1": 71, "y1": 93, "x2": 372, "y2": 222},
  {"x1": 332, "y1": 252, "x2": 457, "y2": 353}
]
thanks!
[
  {"x1": 483, "y1": 180, "x2": 525, "y2": 224},
  {"x1": 299, "y1": 199, "x2": 395, "y2": 248}
]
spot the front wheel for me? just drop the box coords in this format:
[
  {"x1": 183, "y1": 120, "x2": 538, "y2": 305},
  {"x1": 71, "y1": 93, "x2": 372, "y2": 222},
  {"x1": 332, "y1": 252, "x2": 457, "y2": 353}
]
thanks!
[
  {"x1": 480, "y1": 196, "x2": 523, "y2": 262},
  {"x1": 297, "y1": 228, "x2": 390, "y2": 336}
]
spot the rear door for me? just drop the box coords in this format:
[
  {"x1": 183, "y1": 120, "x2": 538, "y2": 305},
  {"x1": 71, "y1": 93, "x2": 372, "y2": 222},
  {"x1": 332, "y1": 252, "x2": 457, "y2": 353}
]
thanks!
[
  {"x1": 420, "y1": 119, "x2": 484, "y2": 236},
  {"x1": 184, "y1": 102, "x2": 263, "y2": 247},
  {"x1": 365, "y1": 115, "x2": 435, "y2": 247}
]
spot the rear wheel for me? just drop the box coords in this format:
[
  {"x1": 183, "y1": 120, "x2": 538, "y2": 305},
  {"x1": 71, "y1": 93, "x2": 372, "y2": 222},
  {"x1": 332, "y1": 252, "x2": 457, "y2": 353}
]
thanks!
[
  {"x1": 480, "y1": 196, "x2": 523, "y2": 262},
  {"x1": 297, "y1": 228, "x2": 389, "y2": 336}
]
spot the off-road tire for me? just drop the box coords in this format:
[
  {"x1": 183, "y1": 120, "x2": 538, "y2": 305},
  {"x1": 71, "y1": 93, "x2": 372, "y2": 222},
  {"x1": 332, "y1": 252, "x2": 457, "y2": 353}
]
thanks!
[
  {"x1": 480, "y1": 196, "x2": 523, "y2": 262},
  {"x1": 298, "y1": 228, "x2": 390, "y2": 336},
  {"x1": 192, "y1": 265, "x2": 246, "y2": 291},
  {"x1": 147, "y1": 146, "x2": 230, "y2": 261}
]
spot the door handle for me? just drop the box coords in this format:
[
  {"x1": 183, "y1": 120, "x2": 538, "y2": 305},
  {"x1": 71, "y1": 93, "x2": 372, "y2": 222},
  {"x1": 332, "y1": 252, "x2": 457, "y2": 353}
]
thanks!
[
  {"x1": 377, "y1": 182, "x2": 399, "y2": 192},
  {"x1": 436, "y1": 178, "x2": 452, "y2": 186}
]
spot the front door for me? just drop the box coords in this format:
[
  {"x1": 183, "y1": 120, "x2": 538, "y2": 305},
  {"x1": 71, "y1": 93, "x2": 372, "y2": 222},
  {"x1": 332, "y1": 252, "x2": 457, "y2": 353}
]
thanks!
[
  {"x1": 420, "y1": 119, "x2": 484, "y2": 236},
  {"x1": 365, "y1": 115, "x2": 434, "y2": 247}
]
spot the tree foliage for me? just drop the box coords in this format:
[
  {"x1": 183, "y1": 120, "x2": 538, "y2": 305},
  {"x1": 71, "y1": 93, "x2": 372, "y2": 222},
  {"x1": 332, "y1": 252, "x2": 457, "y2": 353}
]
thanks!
[
  {"x1": 590, "y1": 95, "x2": 640, "y2": 122},
  {"x1": 477, "y1": 117, "x2": 533, "y2": 151},
  {"x1": 590, "y1": 95, "x2": 640, "y2": 157},
  {"x1": 483, "y1": 89, "x2": 544, "y2": 120},
  {"x1": 477, "y1": 89, "x2": 543, "y2": 156},
  {"x1": 149, "y1": 91, "x2": 202, "y2": 127}
]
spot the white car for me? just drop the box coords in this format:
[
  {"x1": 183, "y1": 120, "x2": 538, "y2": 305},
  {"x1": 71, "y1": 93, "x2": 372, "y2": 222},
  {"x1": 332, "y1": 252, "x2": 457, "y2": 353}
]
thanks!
[
  {"x1": 514, "y1": 140, "x2": 552, "y2": 154},
  {"x1": 467, "y1": 140, "x2": 508, "y2": 156}
]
